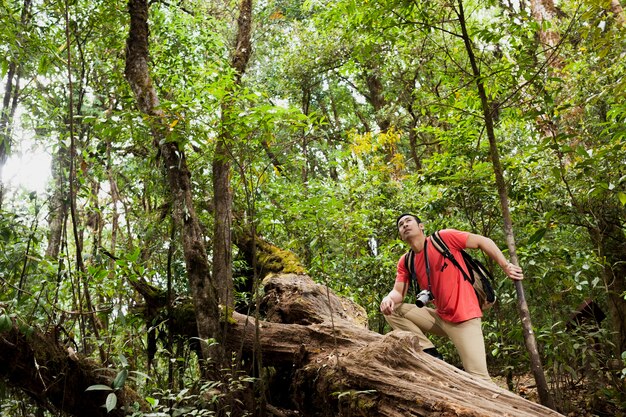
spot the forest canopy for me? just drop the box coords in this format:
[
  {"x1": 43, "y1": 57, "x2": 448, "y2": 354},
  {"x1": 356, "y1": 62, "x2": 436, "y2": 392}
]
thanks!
[{"x1": 1, "y1": 0, "x2": 626, "y2": 415}]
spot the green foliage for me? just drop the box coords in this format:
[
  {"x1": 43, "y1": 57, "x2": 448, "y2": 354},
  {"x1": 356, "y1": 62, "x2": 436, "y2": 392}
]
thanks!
[
  {"x1": 127, "y1": 369, "x2": 255, "y2": 417},
  {"x1": 2, "y1": 0, "x2": 626, "y2": 413},
  {"x1": 85, "y1": 354, "x2": 129, "y2": 412}
]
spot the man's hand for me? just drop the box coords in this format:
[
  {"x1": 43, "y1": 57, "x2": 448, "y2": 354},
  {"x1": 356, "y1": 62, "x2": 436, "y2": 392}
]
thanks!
[
  {"x1": 504, "y1": 262, "x2": 524, "y2": 280},
  {"x1": 380, "y1": 296, "x2": 396, "y2": 315}
]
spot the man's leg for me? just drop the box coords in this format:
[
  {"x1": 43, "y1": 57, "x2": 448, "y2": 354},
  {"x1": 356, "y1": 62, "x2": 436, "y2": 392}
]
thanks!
[
  {"x1": 384, "y1": 303, "x2": 446, "y2": 350},
  {"x1": 444, "y1": 318, "x2": 490, "y2": 381}
]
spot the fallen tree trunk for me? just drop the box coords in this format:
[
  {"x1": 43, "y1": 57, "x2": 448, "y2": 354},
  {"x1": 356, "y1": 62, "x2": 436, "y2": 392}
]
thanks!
[
  {"x1": 0, "y1": 320, "x2": 147, "y2": 416},
  {"x1": 1, "y1": 272, "x2": 563, "y2": 416},
  {"x1": 225, "y1": 273, "x2": 563, "y2": 416},
  {"x1": 134, "y1": 271, "x2": 563, "y2": 416}
]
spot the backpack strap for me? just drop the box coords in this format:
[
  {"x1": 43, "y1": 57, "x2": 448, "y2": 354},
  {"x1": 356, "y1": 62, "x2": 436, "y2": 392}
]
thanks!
[
  {"x1": 404, "y1": 249, "x2": 417, "y2": 297},
  {"x1": 403, "y1": 242, "x2": 433, "y2": 296},
  {"x1": 430, "y1": 231, "x2": 474, "y2": 284}
]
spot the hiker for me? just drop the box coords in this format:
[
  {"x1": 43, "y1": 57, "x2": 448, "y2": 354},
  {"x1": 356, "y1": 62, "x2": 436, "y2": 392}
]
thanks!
[{"x1": 380, "y1": 213, "x2": 523, "y2": 380}]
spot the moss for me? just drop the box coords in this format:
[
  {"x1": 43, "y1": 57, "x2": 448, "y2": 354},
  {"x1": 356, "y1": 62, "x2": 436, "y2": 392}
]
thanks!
[
  {"x1": 169, "y1": 301, "x2": 198, "y2": 336},
  {"x1": 219, "y1": 305, "x2": 238, "y2": 325},
  {"x1": 255, "y1": 239, "x2": 306, "y2": 275}
]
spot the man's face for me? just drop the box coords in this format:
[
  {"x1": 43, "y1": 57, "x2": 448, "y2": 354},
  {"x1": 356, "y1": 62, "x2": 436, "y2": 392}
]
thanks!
[{"x1": 397, "y1": 215, "x2": 421, "y2": 240}]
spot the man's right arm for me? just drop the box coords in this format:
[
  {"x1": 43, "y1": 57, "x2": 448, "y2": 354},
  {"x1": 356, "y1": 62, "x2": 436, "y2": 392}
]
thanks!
[{"x1": 380, "y1": 281, "x2": 407, "y2": 315}]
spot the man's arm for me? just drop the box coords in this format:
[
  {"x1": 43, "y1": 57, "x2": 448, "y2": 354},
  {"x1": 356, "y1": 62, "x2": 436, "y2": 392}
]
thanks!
[
  {"x1": 380, "y1": 280, "x2": 408, "y2": 315},
  {"x1": 466, "y1": 233, "x2": 524, "y2": 280}
]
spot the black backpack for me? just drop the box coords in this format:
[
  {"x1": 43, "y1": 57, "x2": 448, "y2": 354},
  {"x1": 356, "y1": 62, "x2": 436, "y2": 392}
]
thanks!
[{"x1": 404, "y1": 231, "x2": 496, "y2": 310}]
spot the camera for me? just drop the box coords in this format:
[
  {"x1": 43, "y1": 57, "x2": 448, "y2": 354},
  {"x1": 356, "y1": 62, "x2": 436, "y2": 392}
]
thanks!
[{"x1": 415, "y1": 290, "x2": 433, "y2": 308}]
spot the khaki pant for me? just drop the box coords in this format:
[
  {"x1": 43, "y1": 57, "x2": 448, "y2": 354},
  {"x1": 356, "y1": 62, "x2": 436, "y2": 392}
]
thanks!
[{"x1": 384, "y1": 303, "x2": 490, "y2": 380}]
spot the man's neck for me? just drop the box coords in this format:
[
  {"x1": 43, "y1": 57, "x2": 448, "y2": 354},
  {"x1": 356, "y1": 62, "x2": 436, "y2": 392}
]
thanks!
[{"x1": 407, "y1": 234, "x2": 427, "y2": 253}]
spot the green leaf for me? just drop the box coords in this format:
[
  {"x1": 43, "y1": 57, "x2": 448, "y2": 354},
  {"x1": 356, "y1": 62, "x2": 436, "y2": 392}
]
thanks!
[
  {"x1": 130, "y1": 370, "x2": 151, "y2": 380},
  {"x1": 112, "y1": 369, "x2": 128, "y2": 390},
  {"x1": 527, "y1": 228, "x2": 547, "y2": 245},
  {"x1": 575, "y1": 145, "x2": 588, "y2": 157},
  {"x1": 85, "y1": 384, "x2": 113, "y2": 392},
  {"x1": 618, "y1": 192, "x2": 626, "y2": 206},
  {"x1": 118, "y1": 353, "x2": 129, "y2": 368},
  {"x1": 0, "y1": 314, "x2": 12, "y2": 333},
  {"x1": 105, "y1": 392, "x2": 117, "y2": 412},
  {"x1": 19, "y1": 324, "x2": 34, "y2": 338}
]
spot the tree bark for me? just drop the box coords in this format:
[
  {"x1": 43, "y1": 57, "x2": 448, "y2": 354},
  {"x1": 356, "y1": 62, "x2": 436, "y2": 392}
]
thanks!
[
  {"x1": 363, "y1": 63, "x2": 391, "y2": 133},
  {"x1": 611, "y1": 0, "x2": 625, "y2": 26},
  {"x1": 45, "y1": 144, "x2": 70, "y2": 259},
  {"x1": 0, "y1": 58, "x2": 18, "y2": 207},
  {"x1": 124, "y1": 0, "x2": 222, "y2": 373},
  {"x1": 530, "y1": 0, "x2": 563, "y2": 68},
  {"x1": 234, "y1": 225, "x2": 307, "y2": 277}
]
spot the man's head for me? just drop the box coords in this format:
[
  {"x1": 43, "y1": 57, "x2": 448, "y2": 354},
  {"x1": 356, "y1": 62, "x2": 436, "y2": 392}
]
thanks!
[
  {"x1": 396, "y1": 213, "x2": 421, "y2": 228},
  {"x1": 396, "y1": 213, "x2": 424, "y2": 241}
]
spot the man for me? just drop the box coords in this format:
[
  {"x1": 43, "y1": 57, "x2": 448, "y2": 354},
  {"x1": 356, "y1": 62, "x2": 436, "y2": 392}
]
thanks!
[{"x1": 380, "y1": 213, "x2": 524, "y2": 380}]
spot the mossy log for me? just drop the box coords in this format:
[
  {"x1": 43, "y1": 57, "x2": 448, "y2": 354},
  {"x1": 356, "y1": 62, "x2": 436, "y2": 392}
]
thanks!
[{"x1": 0, "y1": 321, "x2": 147, "y2": 416}]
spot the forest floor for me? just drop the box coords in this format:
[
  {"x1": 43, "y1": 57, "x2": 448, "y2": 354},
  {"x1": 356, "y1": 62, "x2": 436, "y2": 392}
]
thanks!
[{"x1": 492, "y1": 374, "x2": 625, "y2": 417}]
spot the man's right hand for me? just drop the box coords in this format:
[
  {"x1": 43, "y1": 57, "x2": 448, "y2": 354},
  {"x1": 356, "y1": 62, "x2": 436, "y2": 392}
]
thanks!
[{"x1": 380, "y1": 296, "x2": 395, "y2": 315}]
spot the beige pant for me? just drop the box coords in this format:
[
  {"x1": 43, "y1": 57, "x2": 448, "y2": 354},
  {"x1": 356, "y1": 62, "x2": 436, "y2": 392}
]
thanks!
[{"x1": 384, "y1": 302, "x2": 490, "y2": 380}]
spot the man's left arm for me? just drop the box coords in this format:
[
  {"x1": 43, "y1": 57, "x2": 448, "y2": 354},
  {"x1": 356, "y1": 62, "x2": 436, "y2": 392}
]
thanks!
[{"x1": 465, "y1": 233, "x2": 524, "y2": 281}]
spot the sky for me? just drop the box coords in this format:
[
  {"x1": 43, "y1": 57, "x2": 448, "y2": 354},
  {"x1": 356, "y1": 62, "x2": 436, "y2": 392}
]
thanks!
[
  {"x1": 2, "y1": 140, "x2": 52, "y2": 196},
  {"x1": 1, "y1": 100, "x2": 53, "y2": 197}
]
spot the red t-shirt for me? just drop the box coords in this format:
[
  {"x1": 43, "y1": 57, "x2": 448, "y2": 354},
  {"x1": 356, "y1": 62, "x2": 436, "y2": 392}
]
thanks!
[{"x1": 396, "y1": 229, "x2": 482, "y2": 323}]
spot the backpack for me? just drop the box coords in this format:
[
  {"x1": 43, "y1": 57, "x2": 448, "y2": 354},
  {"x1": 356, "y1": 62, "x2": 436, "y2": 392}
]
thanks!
[{"x1": 404, "y1": 230, "x2": 496, "y2": 310}]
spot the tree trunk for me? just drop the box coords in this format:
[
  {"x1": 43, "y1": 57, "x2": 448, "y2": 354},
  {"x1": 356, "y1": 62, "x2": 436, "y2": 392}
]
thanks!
[
  {"x1": 45, "y1": 144, "x2": 70, "y2": 259},
  {"x1": 611, "y1": 0, "x2": 625, "y2": 26},
  {"x1": 406, "y1": 102, "x2": 422, "y2": 171},
  {"x1": 0, "y1": 58, "x2": 18, "y2": 207},
  {"x1": 62, "y1": 0, "x2": 106, "y2": 363},
  {"x1": 213, "y1": 0, "x2": 253, "y2": 309},
  {"x1": 241, "y1": 273, "x2": 558, "y2": 416},
  {"x1": 455, "y1": 0, "x2": 555, "y2": 409},
  {"x1": 234, "y1": 225, "x2": 307, "y2": 277},
  {"x1": 363, "y1": 63, "x2": 391, "y2": 134},
  {"x1": 124, "y1": 0, "x2": 222, "y2": 373},
  {"x1": 530, "y1": 0, "x2": 563, "y2": 68}
]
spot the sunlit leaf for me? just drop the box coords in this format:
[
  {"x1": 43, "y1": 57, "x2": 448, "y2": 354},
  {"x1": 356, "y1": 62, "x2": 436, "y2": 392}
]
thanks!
[
  {"x1": 105, "y1": 393, "x2": 117, "y2": 412},
  {"x1": 85, "y1": 385, "x2": 113, "y2": 392}
]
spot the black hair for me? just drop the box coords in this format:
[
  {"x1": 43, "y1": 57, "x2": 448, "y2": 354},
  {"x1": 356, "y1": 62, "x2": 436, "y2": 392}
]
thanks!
[{"x1": 396, "y1": 213, "x2": 421, "y2": 228}]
